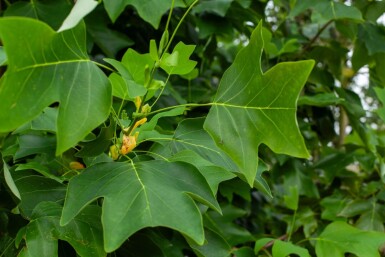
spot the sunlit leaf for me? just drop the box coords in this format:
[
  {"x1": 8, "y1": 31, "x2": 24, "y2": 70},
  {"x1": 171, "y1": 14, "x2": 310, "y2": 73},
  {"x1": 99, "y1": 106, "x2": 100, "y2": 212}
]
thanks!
[
  {"x1": 0, "y1": 18, "x2": 111, "y2": 155},
  {"x1": 315, "y1": 221, "x2": 385, "y2": 257},
  {"x1": 204, "y1": 22, "x2": 314, "y2": 186}
]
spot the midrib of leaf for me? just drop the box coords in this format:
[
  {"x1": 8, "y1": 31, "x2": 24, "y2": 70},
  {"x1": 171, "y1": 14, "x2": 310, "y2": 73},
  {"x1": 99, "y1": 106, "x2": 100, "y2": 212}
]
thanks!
[
  {"x1": 15, "y1": 59, "x2": 89, "y2": 72},
  {"x1": 212, "y1": 103, "x2": 295, "y2": 110},
  {"x1": 131, "y1": 162, "x2": 153, "y2": 222}
]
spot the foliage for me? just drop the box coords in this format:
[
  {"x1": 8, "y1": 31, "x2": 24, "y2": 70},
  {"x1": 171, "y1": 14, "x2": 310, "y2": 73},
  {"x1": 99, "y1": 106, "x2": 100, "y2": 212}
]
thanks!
[{"x1": 1, "y1": 0, "x2": 385, "y2": 256}]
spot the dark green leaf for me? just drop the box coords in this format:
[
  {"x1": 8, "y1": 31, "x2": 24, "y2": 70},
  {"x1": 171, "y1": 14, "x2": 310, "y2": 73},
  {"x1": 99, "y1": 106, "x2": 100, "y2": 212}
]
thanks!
[
  {"x1": 61, "y1": 161, "x2": 220, "y2": 252},
  {"x1": 18, "y1": 202, "x2": 105, "y2": 257}
]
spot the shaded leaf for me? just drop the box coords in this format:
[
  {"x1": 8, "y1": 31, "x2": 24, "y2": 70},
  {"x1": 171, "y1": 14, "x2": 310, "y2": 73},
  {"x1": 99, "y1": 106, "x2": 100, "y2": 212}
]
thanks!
[
  {"x1": 61, "y1": 161, "x2": 220, "y2": 252},
  {"x1": 3, "y1": 0, "x2": 72, "y2": 30},
  {"x1": 13, "y1": 173, "x2": 66, "y2": 218},
  {"x1": 204, "y1": 204, "x2": 254, "y2": 246},
  {"x1": 0, "y1": 18, "x2": 111, "y2": 155},
  {"x1": 18, "y1": 202, "x2": 105, "y2": 257},
  {"x1": 204, "y1": 22, "x2": 313, "y2": 186},
  {"x1": 255, "y1": 238, "x2": 311, "y2": 257},
  {"x1": 103, "y1": 0, "x2": 187, "y2": 28},
  {"x1": 3, "y1": 161, "x2": 21, "y2": 200},
  {"x1": 188, "y1": 229, "x2": 231, "y2": 257},
  {"x1": 315, "y1": 221, "x2": 385, "y2": 257}
]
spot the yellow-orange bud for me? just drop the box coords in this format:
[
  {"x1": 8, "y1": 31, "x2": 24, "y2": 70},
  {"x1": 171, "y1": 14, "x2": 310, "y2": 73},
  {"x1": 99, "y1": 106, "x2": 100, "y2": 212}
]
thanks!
[{"x1": 69, "y1": 161, "x2": 85, "y2": 170}]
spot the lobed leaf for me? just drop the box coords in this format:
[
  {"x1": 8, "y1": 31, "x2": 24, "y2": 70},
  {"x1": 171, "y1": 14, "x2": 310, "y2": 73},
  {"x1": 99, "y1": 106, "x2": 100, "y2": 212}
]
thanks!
[
  {"x1": 315, "y1": 221, "x2": 385, "y2": 257},
  {"x1": 204, "y1": 22, "x2": 314, "y2": 186},
  {"x1": 61, "y1": 160, "x2": 220, "y2": 252},
  {"x1": 0, "y1": 18, "x2": 111, "y2": 155}
]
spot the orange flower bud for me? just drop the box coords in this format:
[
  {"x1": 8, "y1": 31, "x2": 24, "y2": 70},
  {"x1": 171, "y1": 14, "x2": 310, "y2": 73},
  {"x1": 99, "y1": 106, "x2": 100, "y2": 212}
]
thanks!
[{"x1": 120, "y1": 134, "x2": 137, "y2": 155}]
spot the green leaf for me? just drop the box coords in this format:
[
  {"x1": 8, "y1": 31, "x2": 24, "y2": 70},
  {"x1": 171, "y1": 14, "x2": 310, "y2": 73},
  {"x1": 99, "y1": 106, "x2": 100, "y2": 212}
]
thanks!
[
  {"x1": 193, "y1": 0, "x2": 234, "y2": 17},
  {"x1": 58, "y1": 0, "x2": 99, "y2": 32},
  {"x1": 13, "y1": 107, "x2": 58, "y2": 134},
  {"x1": 204, "y1": 22, "x2": 314, "y2": 186},
  {"x1": 16, "y1": 162, "x2": 62, "y2": 182},
  {"x1": 273, "y1": 240, "x2": 311, "y2": 257},
  {"x1": 298, "y1": 93, "x2": 345, "y2": 107},
  {"x1": 204, "y1": 204, "x2": 254, "y2": 246},
  {"x1": 0, "y1": 18, "x2": 111, "y2": 155},
  {"x1": 254, "y1": 238, "x2": 311, "y2": 257},
  {"x1": 188, "y1": 229, "x2": 232, "y2": 257},
  {"x1": 18, "y1": 202, "x2": 105, "y2": 257},
  {"x1": 3, "y1": 161, "x2": 21, "y2": 200},
  {"x1": 85, "y1": 9, "x2": 134, "y2": 58},
  {"x1": 375, "y1": 87, "x2": 385, "y2": 122},
  {"x1": 0, "y1": 46, "x2": 7, "y2": 66},
  {"x1": 160, "y1": 42, "x2": 197, "y2": 75},
  {"x1": 103, "y1": 0, "x2": 186, "y2": 28},
  {"x1": 315, "y1": 221, "x2": 385, "y2": 257},
  {"x1": 358, "y1": 23, "x2": 385, "y2": 55},
  {"x1": 4, "y1": 0, "x2": 72, "y2": 30},
  {"x1": 13, "y1": 174, "x2": 66, "y2": 218},
  {"x1": 61, "y1": 161, "x2": 220, "y2": 252},
  {"x1": 283, "y1": 186, "x2": 299, "y2": 211},
  {"x1": 290, "y1": 0, "x2": 363, "y2": 21},
  {"x1": 14, "y1": 134, "x2": 56, "y2": 160}
]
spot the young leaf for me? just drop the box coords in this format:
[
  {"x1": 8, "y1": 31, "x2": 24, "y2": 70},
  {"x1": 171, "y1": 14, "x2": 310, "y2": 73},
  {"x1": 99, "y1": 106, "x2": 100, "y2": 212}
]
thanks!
[
  {"x1": 160, "y1": 42, "x2": 197, "y2": 75},
  {"x1": 0, "y1": 18, "x2": 111, "y2": 155},
  {"x1": 315, "y1": 221, "x2": 385, "y2": 257},
  {"x1": 61, "y1": 161, "x2": 220, "y2": 252},
  {"x1": 254, "y1": 238, "x2": 311, "y2": 257},
  {"x1": 18, "y1": 202, "x2": 105, "y2": 257},
  {"x1": 204, "y1": 22, "x2": 314, "y2": 186}
]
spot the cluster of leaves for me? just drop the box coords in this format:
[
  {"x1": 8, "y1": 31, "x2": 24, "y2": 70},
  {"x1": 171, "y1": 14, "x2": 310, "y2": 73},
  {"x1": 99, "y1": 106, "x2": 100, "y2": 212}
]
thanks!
[{"x1": 1, "y1": 0, "x2": 385, "y2": 256}]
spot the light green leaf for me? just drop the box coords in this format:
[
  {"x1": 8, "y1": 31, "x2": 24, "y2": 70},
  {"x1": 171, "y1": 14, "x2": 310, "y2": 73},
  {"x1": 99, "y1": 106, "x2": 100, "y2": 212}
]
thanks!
[
  {"x1": 61, "y1": 161, "x2": 220, "y2": 252},
  {"x1": 284, "y1": 186, "x2": 299, "y2": 211},
  {"x1": 255, "y1": 238, "x2": 310, "y2": 257},
  {"x1": 203, "y1": 22, "x2": 314, "y2": 186},
  {"x1": 273, "y1": 240, "x2": 311, "y2": 257},
  {"x1": 160, "y1": 42, "x2": 197, "y2": 75},
  {"x1": 103, "y1": 0, "x2": 187, "y2": 28},
  {"x1": 298, "y1": 93, "x2": 345, "y2": 107},
  {"x1": 0, "y1": 18, "x2": 111, "y2": 155},
  {"x1": 315, "y1": 221, "x2": 385, "y2": 257},
  {"x1": 58, "y1": 0, "x2": 98, "y2": 32},
  {"x1": 3, "y1": 161, "x2": 21, "y2": 200},
  {"x1": 18, "y1": 202, "x2": 105, "y2": 257}
]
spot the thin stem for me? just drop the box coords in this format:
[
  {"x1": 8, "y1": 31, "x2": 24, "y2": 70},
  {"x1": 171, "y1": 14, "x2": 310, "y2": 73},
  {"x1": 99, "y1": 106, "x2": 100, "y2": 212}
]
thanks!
[
  {"x1": 4, "y1": 0, "x2": 11, "y2": 6},
  {"x1": 93, "y1": 61, "x2": 115, "y2": 72},
  {"x1": 164, "y1": 0, "x2": 175, "y2": 36},
  {"x1": 301, "y1": 20, "x2": 333, "y2": 54},
  {"x1": 150, "y1": 73, "x2": 171, "y2": 108},
  {"x1": 161, "y1": 0, "x2": 199, "y2": 59}
]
